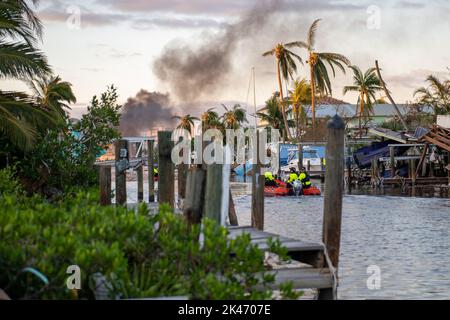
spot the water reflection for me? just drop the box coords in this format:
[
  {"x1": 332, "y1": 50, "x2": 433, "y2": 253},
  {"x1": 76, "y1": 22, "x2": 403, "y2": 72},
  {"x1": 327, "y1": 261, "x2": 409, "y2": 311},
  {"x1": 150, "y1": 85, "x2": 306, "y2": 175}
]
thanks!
[{"x1": 231, "y1": 178, "x2": 450, "y2": 299}]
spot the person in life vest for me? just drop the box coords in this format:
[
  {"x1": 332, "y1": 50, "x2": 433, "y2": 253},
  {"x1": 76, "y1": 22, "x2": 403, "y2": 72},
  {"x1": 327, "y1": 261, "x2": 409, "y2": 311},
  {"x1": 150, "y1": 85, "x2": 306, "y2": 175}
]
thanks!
[
  {"x1": 153, "y1": 168, "x2": 158, "y2": 178},
  {"x1": 264, "y1": 171, "x2": 277, "y2": 187},
  {"x1": 299, "y1": 167, "x2": 311, "y2": 189},
  {"x1": 286, "y1": 167, "x2": 299, "y2": 188}
]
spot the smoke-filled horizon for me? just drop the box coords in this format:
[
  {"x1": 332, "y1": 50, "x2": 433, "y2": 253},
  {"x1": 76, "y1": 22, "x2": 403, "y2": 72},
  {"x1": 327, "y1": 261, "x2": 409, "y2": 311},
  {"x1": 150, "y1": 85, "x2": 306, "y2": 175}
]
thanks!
[{"x1": 152, "y1": 0, "x2": 279, "y2": 103}]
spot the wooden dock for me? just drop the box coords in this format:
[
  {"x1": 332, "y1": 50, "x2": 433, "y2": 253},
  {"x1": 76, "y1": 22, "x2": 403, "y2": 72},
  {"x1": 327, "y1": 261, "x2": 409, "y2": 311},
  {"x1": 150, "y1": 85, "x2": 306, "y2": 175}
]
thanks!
[
  {"x1": 227, "y1": 226, "x2": 334, "y2": 295},
  {"x1": 96, "y1": 116, "x2": 346, "y2": 300}
]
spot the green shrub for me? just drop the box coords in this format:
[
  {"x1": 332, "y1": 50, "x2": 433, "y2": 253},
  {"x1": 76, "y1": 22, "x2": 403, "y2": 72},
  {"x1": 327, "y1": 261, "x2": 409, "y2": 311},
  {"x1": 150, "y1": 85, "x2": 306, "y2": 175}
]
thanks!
[
  {"x1": 0, "y1": 191, "x2": 300, "y2": 300},
  {"x1": 0, "y1": 167, "x2": 22, "y2": 196},
  {"x1": 11, "y1": 86, "x2": 122, "y2": 194}
]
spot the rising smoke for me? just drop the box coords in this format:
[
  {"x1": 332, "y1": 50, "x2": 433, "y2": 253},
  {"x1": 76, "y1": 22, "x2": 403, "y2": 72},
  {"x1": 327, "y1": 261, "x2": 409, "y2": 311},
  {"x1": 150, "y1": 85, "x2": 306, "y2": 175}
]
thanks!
[
  {"x1": 152, "y1": 0, "x2": 279, "y2": 102},
  {"x1": 119, "y1": 90, "x2": 176, "y2": 136}
]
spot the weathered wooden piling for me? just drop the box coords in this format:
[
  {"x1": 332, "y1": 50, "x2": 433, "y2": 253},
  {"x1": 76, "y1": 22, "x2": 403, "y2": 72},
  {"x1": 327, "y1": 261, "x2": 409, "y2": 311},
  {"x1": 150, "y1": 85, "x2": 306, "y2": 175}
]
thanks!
[
  {"x1": 115, "y1": 139, "x2": 129, "y2": 205},
  {"x1": 158, "y1": 131, "x2": 175, "y2": 208},
  {"x1": 320, "y1": 115, "x2": 345, "y2": 299},
  {"x1": 228, "y1": 190, "x2": 239, "y2": 226},
  {"x1": 99, "y1": 166, "x2": 111, "y2": 206},
  {"x1": 135, "y1": 142, "x2": 144, "y2": 202},
  {"x1": 410, "y1": 159, "x2": 416, "y2": 185},
  {"x1": 204, "y1": 164, "x2": 223, "y2": 224},
  {"x1": 346, "y1": 160, "x2": 352, "y2": 191},
  {"x1": 251, "y1": 131, "x2": 264, "y2": 230},
  {"x1": 183, "y1": 167, "x2": 206, "y2": 224},
  {"x1": 390, "y1": 146, "x2": 395, "y2": 178},
  {"x1": 178, "y1": 164, "x2": 187, "y2": 200},
  {"x1": 147, "y1": 140, "x2": 155, "y2": 202}
]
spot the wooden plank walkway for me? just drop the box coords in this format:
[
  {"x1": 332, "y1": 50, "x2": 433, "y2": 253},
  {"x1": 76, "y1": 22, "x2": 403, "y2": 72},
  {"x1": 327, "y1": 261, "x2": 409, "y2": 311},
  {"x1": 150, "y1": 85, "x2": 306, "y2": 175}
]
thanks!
[{"x1": 227, "y1": 226, "x2": 333, "y2": 297}]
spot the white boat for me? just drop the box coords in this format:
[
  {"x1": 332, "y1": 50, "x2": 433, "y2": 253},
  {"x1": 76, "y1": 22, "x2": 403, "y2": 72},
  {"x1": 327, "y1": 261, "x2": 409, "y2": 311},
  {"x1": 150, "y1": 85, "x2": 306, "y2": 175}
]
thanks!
[{"x1": 281, "y1": 146, "x2": 324, "y2": 173}]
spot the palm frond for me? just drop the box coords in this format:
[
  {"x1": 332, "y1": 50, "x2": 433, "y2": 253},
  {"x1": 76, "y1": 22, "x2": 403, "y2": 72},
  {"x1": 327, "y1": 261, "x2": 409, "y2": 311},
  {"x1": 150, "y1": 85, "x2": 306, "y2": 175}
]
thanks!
[
  {"x1": 0, "y1": 41, "x2": 51, "y2": 79},
  {"x1": 308, "y1": 19, "x2": 321, "y2": 49}
]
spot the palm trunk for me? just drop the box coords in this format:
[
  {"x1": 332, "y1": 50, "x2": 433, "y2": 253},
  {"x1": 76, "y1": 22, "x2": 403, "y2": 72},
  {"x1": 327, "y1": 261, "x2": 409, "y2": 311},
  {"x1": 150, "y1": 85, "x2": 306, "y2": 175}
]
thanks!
[
  {"x1": 277, "y1": 59, "x2": 292, "y2": 141},
  {"x1": 359, "y1": 92, "x2": 364, "y2": 138},
  {"x1": 310, "y1": 63, "x2": 316, "y2": 142}
]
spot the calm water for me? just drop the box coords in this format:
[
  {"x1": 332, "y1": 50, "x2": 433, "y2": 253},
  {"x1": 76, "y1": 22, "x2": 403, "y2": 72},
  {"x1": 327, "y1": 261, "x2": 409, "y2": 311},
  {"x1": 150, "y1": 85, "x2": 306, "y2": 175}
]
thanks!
[{"x1": 232, "y1": 182, "x2": 450, "y2": 299}]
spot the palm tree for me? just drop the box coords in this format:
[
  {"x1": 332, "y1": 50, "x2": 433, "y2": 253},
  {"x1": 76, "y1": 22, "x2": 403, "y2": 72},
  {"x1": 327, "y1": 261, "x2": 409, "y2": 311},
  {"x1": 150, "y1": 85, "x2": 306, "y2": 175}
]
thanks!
[
  {"x1": 29, "y1": 76, "x2": 76, "y2": 123},
  {"x1": 257, "y1": 96, "x2": 294, "y2": 144},
  {"x1": 221, "y1": 104, "x2": 247, "y2": 130},
  {"x1": 296, "y1": 19, "x2": 350, "y2": 138},
  {"x1": 200, "y1": 108, "x2": 219, "y2": 130},
  {"x1": 414, "y1": 75, "x2": 450, "y2": 115},
  {"x1": 172, "y1": 114, "x2": 199, "y2": 137},
  {"x1": 0, "y1": 0, "x2": 52, "y2": 150},
  {"x1": 289, "y1": 79, "x2": 312, "y2": 142},
  {"x1": 263, "y1": 42, "x2": 303, "y2": 140},
  {"x1": 343, "y1": 66, "x2": 383, "y2": 138}
]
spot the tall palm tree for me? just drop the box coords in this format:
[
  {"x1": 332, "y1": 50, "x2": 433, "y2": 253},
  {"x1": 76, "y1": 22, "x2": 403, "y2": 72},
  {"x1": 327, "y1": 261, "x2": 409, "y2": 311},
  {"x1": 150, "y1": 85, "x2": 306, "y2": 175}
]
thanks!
[
  {"x1": 414, "y1": 75, "x2": 450, "y2": 115},
  {"x1": 289, "y1": 79, "x2": 312, "y2": 143},
  {"x1": 0, "y1": 0, "x2": 52, "y2": 151},
  {"x1": 263, "y1": 42, "x2": 303, "y2": 140},
  {"x1": 343, "y1": 66, "x2": 383, "y2": 138},
  {"x1": 296, "y1": 19, "x2": 350, "y2": 138},
  {"x1": 29, "y1": 75, "x2": 76, "y2": 122},
  {"x1": 221, "y1": 104, "x2": 247, "y2": 130},
  {"x1": 172, "y1": 114, "x2": 199, "y2": 137}
]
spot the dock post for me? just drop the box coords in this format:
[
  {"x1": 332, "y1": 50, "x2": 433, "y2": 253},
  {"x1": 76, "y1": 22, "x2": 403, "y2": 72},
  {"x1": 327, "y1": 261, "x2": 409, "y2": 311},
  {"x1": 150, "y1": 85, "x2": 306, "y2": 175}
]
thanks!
[
  {"x1": 251, "y1": 130, "x2": 264, "y2": 230},
  {"x1": 298, "y1": 144, "x2": 303, "y2": 172},
  {"x1": 320, "y1": 115, "x2": 345, "y2": 300},
  {"x1": 204, "y1": 163, "x2": 223, "y2": 224},
  {"x1": 228, "y1": 190, "x2": 239, "y2": 226},
  {"x1": 135, "y1": 142, "x2": 144, "y2": 202},
  {"x1": 147, "y1": 140, "x2": 155, "y2": 202},
  {"x1": 115, "y1": 139, "x2": 129, "y2": 206},
  {"x1": 99, "y1": 166, "x2": 111, "y2": 206},
  {"x1": 158, "y1": 131, "x2": 175, "y2": 208},
  {"x1": 410, "y1": 159, "x2": 416, "y2": 185},
  {"x1": 183, "y1": 167, "x2": 206, "y2": 224},
  {"x1": 390, "y1": 146, "x2": 395, "y2": 178},
  {"x1": 346, "y1": 158, "x2": 352, "y2": 192}
]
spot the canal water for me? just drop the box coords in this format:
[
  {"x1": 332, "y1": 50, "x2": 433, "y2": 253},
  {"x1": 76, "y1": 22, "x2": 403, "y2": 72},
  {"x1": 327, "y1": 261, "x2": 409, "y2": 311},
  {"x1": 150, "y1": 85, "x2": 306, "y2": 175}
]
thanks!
[{"x1": 231, "y1": 180, "x2": 450, "y2": 299}]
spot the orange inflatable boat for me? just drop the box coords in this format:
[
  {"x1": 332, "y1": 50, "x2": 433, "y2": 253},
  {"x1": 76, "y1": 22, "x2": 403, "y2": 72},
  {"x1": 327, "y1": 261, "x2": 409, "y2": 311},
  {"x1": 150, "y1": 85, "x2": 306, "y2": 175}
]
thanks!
[{"x1": 264, "y1": 180, "x2": 321, "y2": 197}]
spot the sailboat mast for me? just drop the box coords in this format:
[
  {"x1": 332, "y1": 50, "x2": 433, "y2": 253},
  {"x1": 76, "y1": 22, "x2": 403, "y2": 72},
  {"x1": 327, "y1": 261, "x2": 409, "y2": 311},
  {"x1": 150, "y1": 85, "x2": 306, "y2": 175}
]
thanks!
[{"x1": 252, "y1": 67, "x2": 257, "y2": 130}]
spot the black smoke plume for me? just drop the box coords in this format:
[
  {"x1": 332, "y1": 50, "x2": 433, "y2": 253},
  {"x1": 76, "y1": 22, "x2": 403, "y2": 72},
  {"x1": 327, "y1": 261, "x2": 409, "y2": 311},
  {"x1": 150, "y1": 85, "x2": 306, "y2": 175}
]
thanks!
[
  {"x1": 119, "y1": 90, "x2": 176, "y2": 136},
  {"x1": 152, "y1": 0, "x2": 279, "y2": 102}
]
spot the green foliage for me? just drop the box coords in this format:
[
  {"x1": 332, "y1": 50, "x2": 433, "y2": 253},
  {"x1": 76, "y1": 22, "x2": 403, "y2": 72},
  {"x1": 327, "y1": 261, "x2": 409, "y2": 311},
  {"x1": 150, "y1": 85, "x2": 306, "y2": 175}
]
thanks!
[
  {"x1": 16, "y1": 86, "x2": 121, "y2": 193},
  {"x1": 0, "y1": 188, "x2": 300, "y2": 300},
  {"x1": 0, "y1": 167, "x2": 22, "y2": 196},
  {"x1": 0, "y1": 0, "x2": 52, "y2": 151}
]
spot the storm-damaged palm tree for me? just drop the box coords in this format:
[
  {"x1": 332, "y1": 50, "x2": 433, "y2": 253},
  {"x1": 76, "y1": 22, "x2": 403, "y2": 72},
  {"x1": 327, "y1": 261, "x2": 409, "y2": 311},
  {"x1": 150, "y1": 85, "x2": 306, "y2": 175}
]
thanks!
[
  {"x1": 0, "y1": 0, "x2": 52, "y2": 151},
  {"x1": 343, "y1": 66, "x2": 383, "y2": 138},
  {"x1": 221, "y1": 104, "x2": 247, "y2": 130},
  {"x1": 414, "y1": 75, "x2": 450, "y2": 115},
  {"x1": 296, "y1": 19, "x2": 351, "y2": 138},
  {"x1": 263, "y1": 42, "x2": 304, "y2": 140},
  {"x1": 172, "y1": 114, "x2": 199, "y2": 137}
]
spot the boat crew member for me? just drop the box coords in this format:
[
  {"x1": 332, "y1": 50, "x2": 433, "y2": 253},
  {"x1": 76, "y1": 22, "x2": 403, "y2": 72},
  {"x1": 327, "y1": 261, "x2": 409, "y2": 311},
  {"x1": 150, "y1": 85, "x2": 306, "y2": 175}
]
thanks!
[
  {"x1": 299, "y1": 167, "x2": 311, "y2": 189},
  {"x1": 264, "y1": 171, "x2": 277, "y2": 187},
  {"x1": 153, "y1": 168, "x2": 158, "y2": 178},
  {"x1": 286, "y1": 167, "x2": 299, "y2": 188}
]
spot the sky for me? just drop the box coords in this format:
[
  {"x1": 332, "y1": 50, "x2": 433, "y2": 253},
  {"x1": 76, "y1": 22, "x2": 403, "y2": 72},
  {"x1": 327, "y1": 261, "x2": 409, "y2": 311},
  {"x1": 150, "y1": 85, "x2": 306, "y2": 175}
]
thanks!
[{"x1": 3, "y1": 0, "x2": 450, "y2": 118}]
